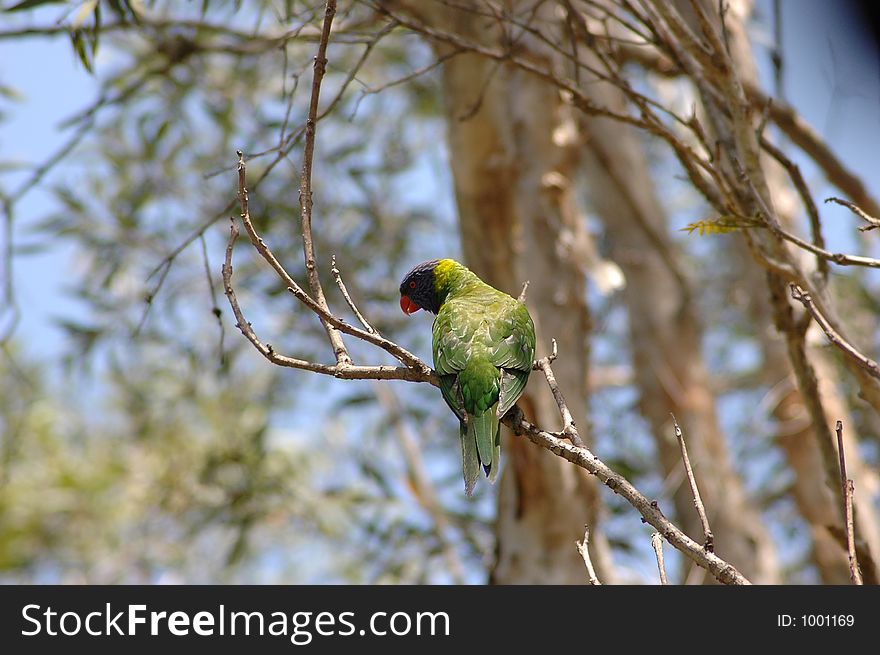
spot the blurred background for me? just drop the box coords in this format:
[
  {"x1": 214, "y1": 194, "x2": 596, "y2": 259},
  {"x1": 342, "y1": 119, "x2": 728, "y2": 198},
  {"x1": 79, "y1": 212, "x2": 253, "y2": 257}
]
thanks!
[{"x1": 1, "y1": 0, "x2": 878, "y2": 584}]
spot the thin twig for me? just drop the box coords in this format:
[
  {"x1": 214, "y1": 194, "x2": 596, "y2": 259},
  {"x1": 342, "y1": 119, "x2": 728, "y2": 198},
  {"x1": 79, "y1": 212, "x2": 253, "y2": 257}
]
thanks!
[
  {"x1": 835, "y1": 421, "x2": 863, "y2": 585},
  {"x1": 533, "y1": 340, "x2": 584, "y2": 447},
  {"x1": 200, "y1": 233, "x2": 226, "y2": 367},
  {"x1": 517, "y1": 280, "x2": 530, "y2": 303},
  {"x1": 651, "y1": 532, "x2": 669, "y2": 585},
  {"x1": 825, "y1": 197, "x2": 880, "y2": 232},
  {"x1": 759, "y1": 136, "x2": 827, "y2": 281},
  {"x1": 233, "y1": 152, "x2": 431, "y2": 374},
  {"x1": 575, "y1": 526, "x2": 602, "y2": 585},
  {"x1": 331, "y1": 255, "x2": 375, "y2": 333},
  {"x1": 790, "y1": 284, "x2": 880, "y2": 381},
  {"x1": 298, "y1": 0, "x2": 350, "y2": 367},
  {"x1": 671, "y1": 413, "x2": 714, "y2": 553},
  {"x1": 768, "y1": 221, "x2": 880, "y2": 269},
  {"x1": 230, "y1": 151, "x2": 436, "y2": 374},
  {"x1": 349, "y1": 47, "x2": 463, "y2": 120},
  {"x1": 222, "y1": 219, "x2": 432, "y2": 383}
]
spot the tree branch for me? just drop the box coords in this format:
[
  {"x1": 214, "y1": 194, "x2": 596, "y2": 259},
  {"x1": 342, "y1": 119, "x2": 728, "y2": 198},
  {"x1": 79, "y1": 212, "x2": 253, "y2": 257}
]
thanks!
[
  {"x1": 299, "y1": 0, "x2": 350, "y2": 367},
  {"x1": 836, "y1": 421, "x2": 863, "y2": 585},
  {"x1": 232, "y1": 151, "x2": 432, "y2": 376},
  {"x1": 501, "y1": 410, "x2": 750, "y2": 584},
  {"x1": 533, "y1": 339, "x2": 584, "y2": 448},
  {"x1": 790, "y1": 284, "x2": 880, "y2": 381},
  {"x1": 226, "y1": 160, "x2": 752, "y2": 582},
  {"x1": 651, "y1": 531, "x2": 669, "y2": 585},
  {"x1": 825, "y1": 197, "x2": 880, "y2": 233},
  {"x1": 222, "y1": 218, "x2": 432, "y2": 383},
  {"x1": 575, "y1": 526, "x2": 602, "y2": 585},
  {"x1": 671, "y1": 414, "x2": 714, "y2": 553},
  {"x1": 331, "y1": 255, "x2": 376, "y2": 334}
]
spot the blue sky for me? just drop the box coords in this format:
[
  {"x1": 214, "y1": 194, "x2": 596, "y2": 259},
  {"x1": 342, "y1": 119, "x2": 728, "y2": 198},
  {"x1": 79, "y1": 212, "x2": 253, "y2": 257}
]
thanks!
[{"x1": 1, "y1": 30, "x2": 94, "y2": 358}]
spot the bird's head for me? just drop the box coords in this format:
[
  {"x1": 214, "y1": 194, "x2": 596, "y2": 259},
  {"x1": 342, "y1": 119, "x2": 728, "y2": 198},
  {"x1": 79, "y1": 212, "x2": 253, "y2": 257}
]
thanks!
[{"x1": 399, "y1": 259, "x2": 443, "y2": 315}]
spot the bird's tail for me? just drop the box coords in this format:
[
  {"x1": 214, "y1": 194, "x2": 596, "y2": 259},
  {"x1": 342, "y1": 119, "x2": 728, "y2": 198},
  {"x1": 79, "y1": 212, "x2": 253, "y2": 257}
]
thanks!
[{"x1": 461, "y1": 405, "x2": 502, "y2": 495}]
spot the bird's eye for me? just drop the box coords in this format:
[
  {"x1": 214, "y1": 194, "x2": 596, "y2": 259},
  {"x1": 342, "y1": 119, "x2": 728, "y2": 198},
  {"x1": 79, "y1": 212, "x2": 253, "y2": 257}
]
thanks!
[{"x1": 409, "y1": 281, "x2": 416, "y2": 289}]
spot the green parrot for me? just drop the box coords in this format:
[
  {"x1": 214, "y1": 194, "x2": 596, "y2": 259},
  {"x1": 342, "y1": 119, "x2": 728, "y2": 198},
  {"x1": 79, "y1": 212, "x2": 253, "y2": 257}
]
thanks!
[{"x1": 399, "y1": 259, "x2": 536, "y2": 495}]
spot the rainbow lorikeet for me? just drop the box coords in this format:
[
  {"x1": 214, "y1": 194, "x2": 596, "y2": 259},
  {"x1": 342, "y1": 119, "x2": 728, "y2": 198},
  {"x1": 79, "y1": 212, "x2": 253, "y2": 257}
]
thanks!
[{"x1": 399, "y1": 259, "x2": 536, "y2": 495}]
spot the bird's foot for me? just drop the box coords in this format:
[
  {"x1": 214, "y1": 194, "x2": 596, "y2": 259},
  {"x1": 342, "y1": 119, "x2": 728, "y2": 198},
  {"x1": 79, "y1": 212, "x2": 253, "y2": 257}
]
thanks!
[{"x1": 503, "y1": 404, "x2": 525, "y2": 436}]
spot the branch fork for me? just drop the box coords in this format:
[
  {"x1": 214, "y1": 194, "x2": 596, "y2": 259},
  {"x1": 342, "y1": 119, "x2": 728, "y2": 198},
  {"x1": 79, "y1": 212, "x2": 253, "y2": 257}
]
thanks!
[{"x1": 221, "y1": 0, "x2": 753, "y2": 586}]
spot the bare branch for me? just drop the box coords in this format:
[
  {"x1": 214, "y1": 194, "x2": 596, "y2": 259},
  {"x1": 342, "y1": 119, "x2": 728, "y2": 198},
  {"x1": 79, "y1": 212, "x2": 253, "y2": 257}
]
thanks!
[
  {"x1": 825, "y1": 197, "x2": 880, "y2": 233},
  {"x1": 501, "y1": 411, "x2": 750, "y2": 585},
  {"x1": 790, "y1": 284, "x2": 880, "y2": 381},
  {"x1": 331, "y1": 255, "x2": 376, "y2": 334},
  {"x1": 222, "y1": 219, "x2": 431, "y2": 383},
  {"x1": 233, "y1": 152, "x2": 431, "y2": 375},
  {"x1": 299, "y1": 0, "x2": 350, "y2": 367},
  {"x1": 836, "y1": 421, "x2": 863, "y2": 585},
  {"x1": 227, "y1": 161, "x2": 751, "y2": 583},
  {"x1": 517, "y1": 280, "x2": 530, "y2": 303},
  {"x1": 759, "y1": 136, "x2": 828, "y2": 281},
  {"x1": 227, "y1": 202, "x2": 751, "y2": 584},
  {"x1": 651, "y1": 532, "x2": 669, "y2": 585},
  {"x1": 226, "y1": 216, "x2": 751, "y2": 583},
  {"x1": 349, "y1": 47, "x2": 464, "y2": 119},
  {"x1": 575, "y1": 526, "x2": 602, "y2": 585},
  {"x1": 533, "y1": 340, "x2": 583, "y2": 448},
  {"x1": 615, "y1": 38, "x2": 880, "y2": 221},
  {"x1": 768, "y1": 222, "x2": 880, "y2": 270},
  {"x1": 671, "y1": 414, "x2": 714, "y2": 553}
]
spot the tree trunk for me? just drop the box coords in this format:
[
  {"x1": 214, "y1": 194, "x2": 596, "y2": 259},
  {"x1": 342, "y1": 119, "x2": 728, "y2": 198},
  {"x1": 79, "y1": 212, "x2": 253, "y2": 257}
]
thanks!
[{"x1": 388, "y1": 0, "x2": 616, "y2": 583}]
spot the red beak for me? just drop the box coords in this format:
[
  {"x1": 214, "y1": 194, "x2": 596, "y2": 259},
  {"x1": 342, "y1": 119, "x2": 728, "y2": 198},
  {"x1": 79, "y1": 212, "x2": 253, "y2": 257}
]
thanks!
[{"x1": 400, "y1": 295, "x2": 421, "y2": 315}]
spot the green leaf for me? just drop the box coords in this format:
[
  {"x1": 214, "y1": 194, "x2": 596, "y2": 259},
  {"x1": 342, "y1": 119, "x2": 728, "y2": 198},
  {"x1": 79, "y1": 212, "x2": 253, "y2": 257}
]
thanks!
[
  {"x1": 71, "y1": 0, "x2": 98, "y2": 30},
  {"x1": 4, "y1": 0, "x2": 66, "y2": 12},
  {"x1": 0, "y1": 84, "x2": 22, "y2": 101},
  {"x1": 69, "y1": 30, "x2": 94, "y2": 73},
  {"x1": 680, "y1": 215, "x2": 762, "y2": 236}
]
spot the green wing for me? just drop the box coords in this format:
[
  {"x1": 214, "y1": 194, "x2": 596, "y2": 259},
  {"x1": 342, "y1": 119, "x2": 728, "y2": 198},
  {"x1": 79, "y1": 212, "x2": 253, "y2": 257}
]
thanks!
[
  {"x1": 437, "y1": 374, "x2": 465, "y2": 422},
  {"x1": 490, "y1": 301, "x2": 536, "y2": 417},
  {"x1": 433, "y1": 305, "x2": 469, "y2": 420}
]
